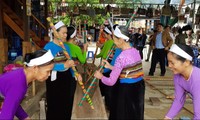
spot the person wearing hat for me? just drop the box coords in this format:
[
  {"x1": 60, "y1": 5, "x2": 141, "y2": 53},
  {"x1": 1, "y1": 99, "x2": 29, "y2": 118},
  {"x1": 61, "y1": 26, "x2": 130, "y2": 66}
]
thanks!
[
  {"x1": 145, "y1": 29, "x2": 157, "y2": 62},
  {"x1": 96, "y1": 26, "x2": 114, "y2": 60},
  {"x1": 65, "y1": 26, "x2": 88, "y2": 64},
  {"x1": 64, "y1": 26, "x2": 88, "y2": 108},
  {"x1": 175, "y1": 27, "x2": 187, "y2": 45},
  {"x1": 165, "y1": 44, "x2": 200, "y2": 119},
  {"x1": 44, "y1": 21, "x2": 77, "y2": 120},
  {"x1": 0, "y1": 49, "x2": 54, "y2": 120},
  {"x1": 94, "y1": 26, "x2": 145, "y2": 119},
  {"x1": 95, "y1": 26, "x2": 115, "y2": 111}
]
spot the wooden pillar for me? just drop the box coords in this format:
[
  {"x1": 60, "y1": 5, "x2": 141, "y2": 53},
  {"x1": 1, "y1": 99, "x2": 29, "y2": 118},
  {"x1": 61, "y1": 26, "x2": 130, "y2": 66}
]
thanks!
[
  {"x1": 44, "y1": 0, "x2": 48, "y2": 36},
  {"x1": 22, "y1": 41, "x2": 31, "y2": 60},
  {"x1": 0, "y1": 0, "x2": 4, "y2": 38},
  {"x1": 0, "y1": 39, "x2": 8, "y2": 74},
  {"x1": 22, "y1": 41, "x2": 36, "y2": 96},
  {"x1": 23, "y1": 0, "x2": 30, "y2": 41},
  {"x1": 0, "y1": 0, "x2": 8, "y2": 74},
  {"x1": 23, "y1": 0, "x2": 36, "y2": 96}
]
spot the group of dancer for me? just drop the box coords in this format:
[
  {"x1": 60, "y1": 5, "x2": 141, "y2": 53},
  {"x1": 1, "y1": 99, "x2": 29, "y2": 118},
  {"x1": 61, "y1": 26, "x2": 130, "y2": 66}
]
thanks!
[{"x1": 0, "y1": 20, "x2": 200, "y2": 120}]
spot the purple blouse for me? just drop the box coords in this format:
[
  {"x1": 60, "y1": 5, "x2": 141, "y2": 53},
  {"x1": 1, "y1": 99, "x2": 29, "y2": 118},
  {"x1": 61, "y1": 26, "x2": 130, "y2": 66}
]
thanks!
[
  {"x1": 166, "y1": 66, "x2": 200, "y2": 119},
  {"x1": 0, "y1": 68, "x2": 28, "y2": 120},
  {"x1": 101, "y1": 47, "x2": 141, "y2": 86}
]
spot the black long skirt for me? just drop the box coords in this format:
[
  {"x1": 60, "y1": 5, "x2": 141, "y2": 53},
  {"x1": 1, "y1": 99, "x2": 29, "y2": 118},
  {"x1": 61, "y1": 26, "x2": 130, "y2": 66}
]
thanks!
[
  {"x1": 99, "y1": 71, "x2": 113, "y2": 110},
  {"x1": 109, "y1": 80, "x2": 145, "y2": 120},
  {"x1": 46, "y1": 69, "x2": 77, "y2": 120}
]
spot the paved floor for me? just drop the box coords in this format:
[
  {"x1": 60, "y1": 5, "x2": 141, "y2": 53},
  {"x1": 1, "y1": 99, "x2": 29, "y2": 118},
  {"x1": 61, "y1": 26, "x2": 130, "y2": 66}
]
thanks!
[{"x1": 25, "y1": 42, "x2": 193, "y2": 119}]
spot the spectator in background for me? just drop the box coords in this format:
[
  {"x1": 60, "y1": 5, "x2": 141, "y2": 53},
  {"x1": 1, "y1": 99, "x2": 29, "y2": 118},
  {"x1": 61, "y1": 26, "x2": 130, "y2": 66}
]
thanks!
[
  {"x1": 145, "y1": 29, "x2": 157, "y2": 62},
  {"x1": 186, "y1": 29, "x2": 195, "y2": 45},
  {"x1": 148, "y1": 23, "x2": 173, "y2": 76},
  {"x1": 195, "y1": 30, "x2": 200, "y2": 46},
  {"x1": 165, "y1": 25, "x2": 175, "y2": 43},
  {"x1": 175, "y1": 27, "x2": 187, "y2": 45},
  {"x1": 134, "y1": 28, "x2": 147, "y2": 59},
  {"x1": 129, "y1": 27, "x2": 136, "y2": 46}
]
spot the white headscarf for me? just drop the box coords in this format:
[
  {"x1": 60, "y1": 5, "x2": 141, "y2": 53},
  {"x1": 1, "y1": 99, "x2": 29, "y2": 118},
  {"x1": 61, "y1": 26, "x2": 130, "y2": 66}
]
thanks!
[
  {"x1": 104, "y1": 27, "x2": 112, "y2": 35},
  {"x1": 24, "y1": 50, "x2": 54, "y2": 66},
  {"x1": 113, "y1": 26, "x2": 129, "y2": 41},
  {"x1": 169, "y1": 44, "x2": 193, "y2": 61},
  {"x1": 49, "y1": 21, "x2": 65, "y2": 41}
]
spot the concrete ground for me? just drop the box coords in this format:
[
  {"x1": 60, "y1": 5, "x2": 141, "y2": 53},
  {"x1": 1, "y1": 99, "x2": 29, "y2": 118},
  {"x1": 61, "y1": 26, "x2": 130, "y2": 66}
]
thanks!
[{"x1": 22, "y1": 43, "x2": 193, "y2": 119}]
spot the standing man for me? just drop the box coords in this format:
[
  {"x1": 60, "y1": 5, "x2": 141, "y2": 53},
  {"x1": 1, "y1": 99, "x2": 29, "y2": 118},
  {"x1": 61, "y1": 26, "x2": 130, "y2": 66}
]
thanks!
[
  {"x1": 148, "y1": 23, "x2": 173, "y2": 76},
  {"x1": 165, "y1": 25, "x2": 175, "y2": 43}
]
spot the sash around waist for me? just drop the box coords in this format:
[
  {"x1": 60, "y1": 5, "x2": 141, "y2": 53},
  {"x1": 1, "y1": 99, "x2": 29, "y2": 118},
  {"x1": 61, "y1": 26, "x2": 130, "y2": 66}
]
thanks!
[{"x1": 120, "y1": 77, "x2": 143, "y2": 84}]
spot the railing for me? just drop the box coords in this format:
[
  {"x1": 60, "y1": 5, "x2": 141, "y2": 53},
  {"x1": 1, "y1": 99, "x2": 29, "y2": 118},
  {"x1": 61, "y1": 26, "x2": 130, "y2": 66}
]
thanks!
[{"x1": 15, "y1": 0, "x2": 47, "y2": 40}]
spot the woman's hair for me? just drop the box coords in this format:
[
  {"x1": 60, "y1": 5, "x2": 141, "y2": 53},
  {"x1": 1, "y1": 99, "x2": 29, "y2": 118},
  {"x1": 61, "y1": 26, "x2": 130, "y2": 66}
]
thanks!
[
  {"x1": 67, "y1": 26, "x2": 76, "y2": 41},
  {"x1": 171, "y1": 44, "x2": 194, "y2": 63},
  {"x1": 24, "y1": 49, "x2": 52, "y2": 66}
]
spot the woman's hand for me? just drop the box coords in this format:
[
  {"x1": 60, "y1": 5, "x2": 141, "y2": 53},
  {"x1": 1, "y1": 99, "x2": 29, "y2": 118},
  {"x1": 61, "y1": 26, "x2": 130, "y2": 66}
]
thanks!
[
  {"x1": 96, "y1": 41, "x2": 103, "y2": 48},
  {"x1": 94, "y1": 70, "x2": 103, "y2": 79},
  {"x1": 101, "y1": 59, "x2": 113, "y2": 70},
  {"x1": 77, "y1": 74, "x2": 83, "y2": 82},
  {"x1": 64, "y1": 60, "x2": 75, "y2": 68},
  {"x1": 164, "y1": 116, "x2": 171, "y2": 120}
]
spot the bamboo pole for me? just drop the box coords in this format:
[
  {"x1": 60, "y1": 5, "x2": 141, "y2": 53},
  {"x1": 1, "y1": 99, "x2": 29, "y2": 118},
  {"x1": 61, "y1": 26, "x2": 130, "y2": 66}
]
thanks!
[{"x1": 83, "y1": 20, "x2": 87, "y2": 82}]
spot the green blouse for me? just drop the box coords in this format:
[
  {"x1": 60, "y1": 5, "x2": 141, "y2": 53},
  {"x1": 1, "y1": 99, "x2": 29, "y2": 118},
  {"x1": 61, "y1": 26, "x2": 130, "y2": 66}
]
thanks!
[
  {"x1": 64, "y1": 42, "x2": 87, "y2": 64},
  {"x1": 96, "y1": 40, "x2": 114, "y2": 59}
]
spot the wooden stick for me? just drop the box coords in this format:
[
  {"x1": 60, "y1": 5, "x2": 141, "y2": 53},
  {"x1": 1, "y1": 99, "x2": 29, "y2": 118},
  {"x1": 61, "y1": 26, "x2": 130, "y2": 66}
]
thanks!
[{"x1": 83, "y1": 20, "x2": 87, "y2": 83}]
